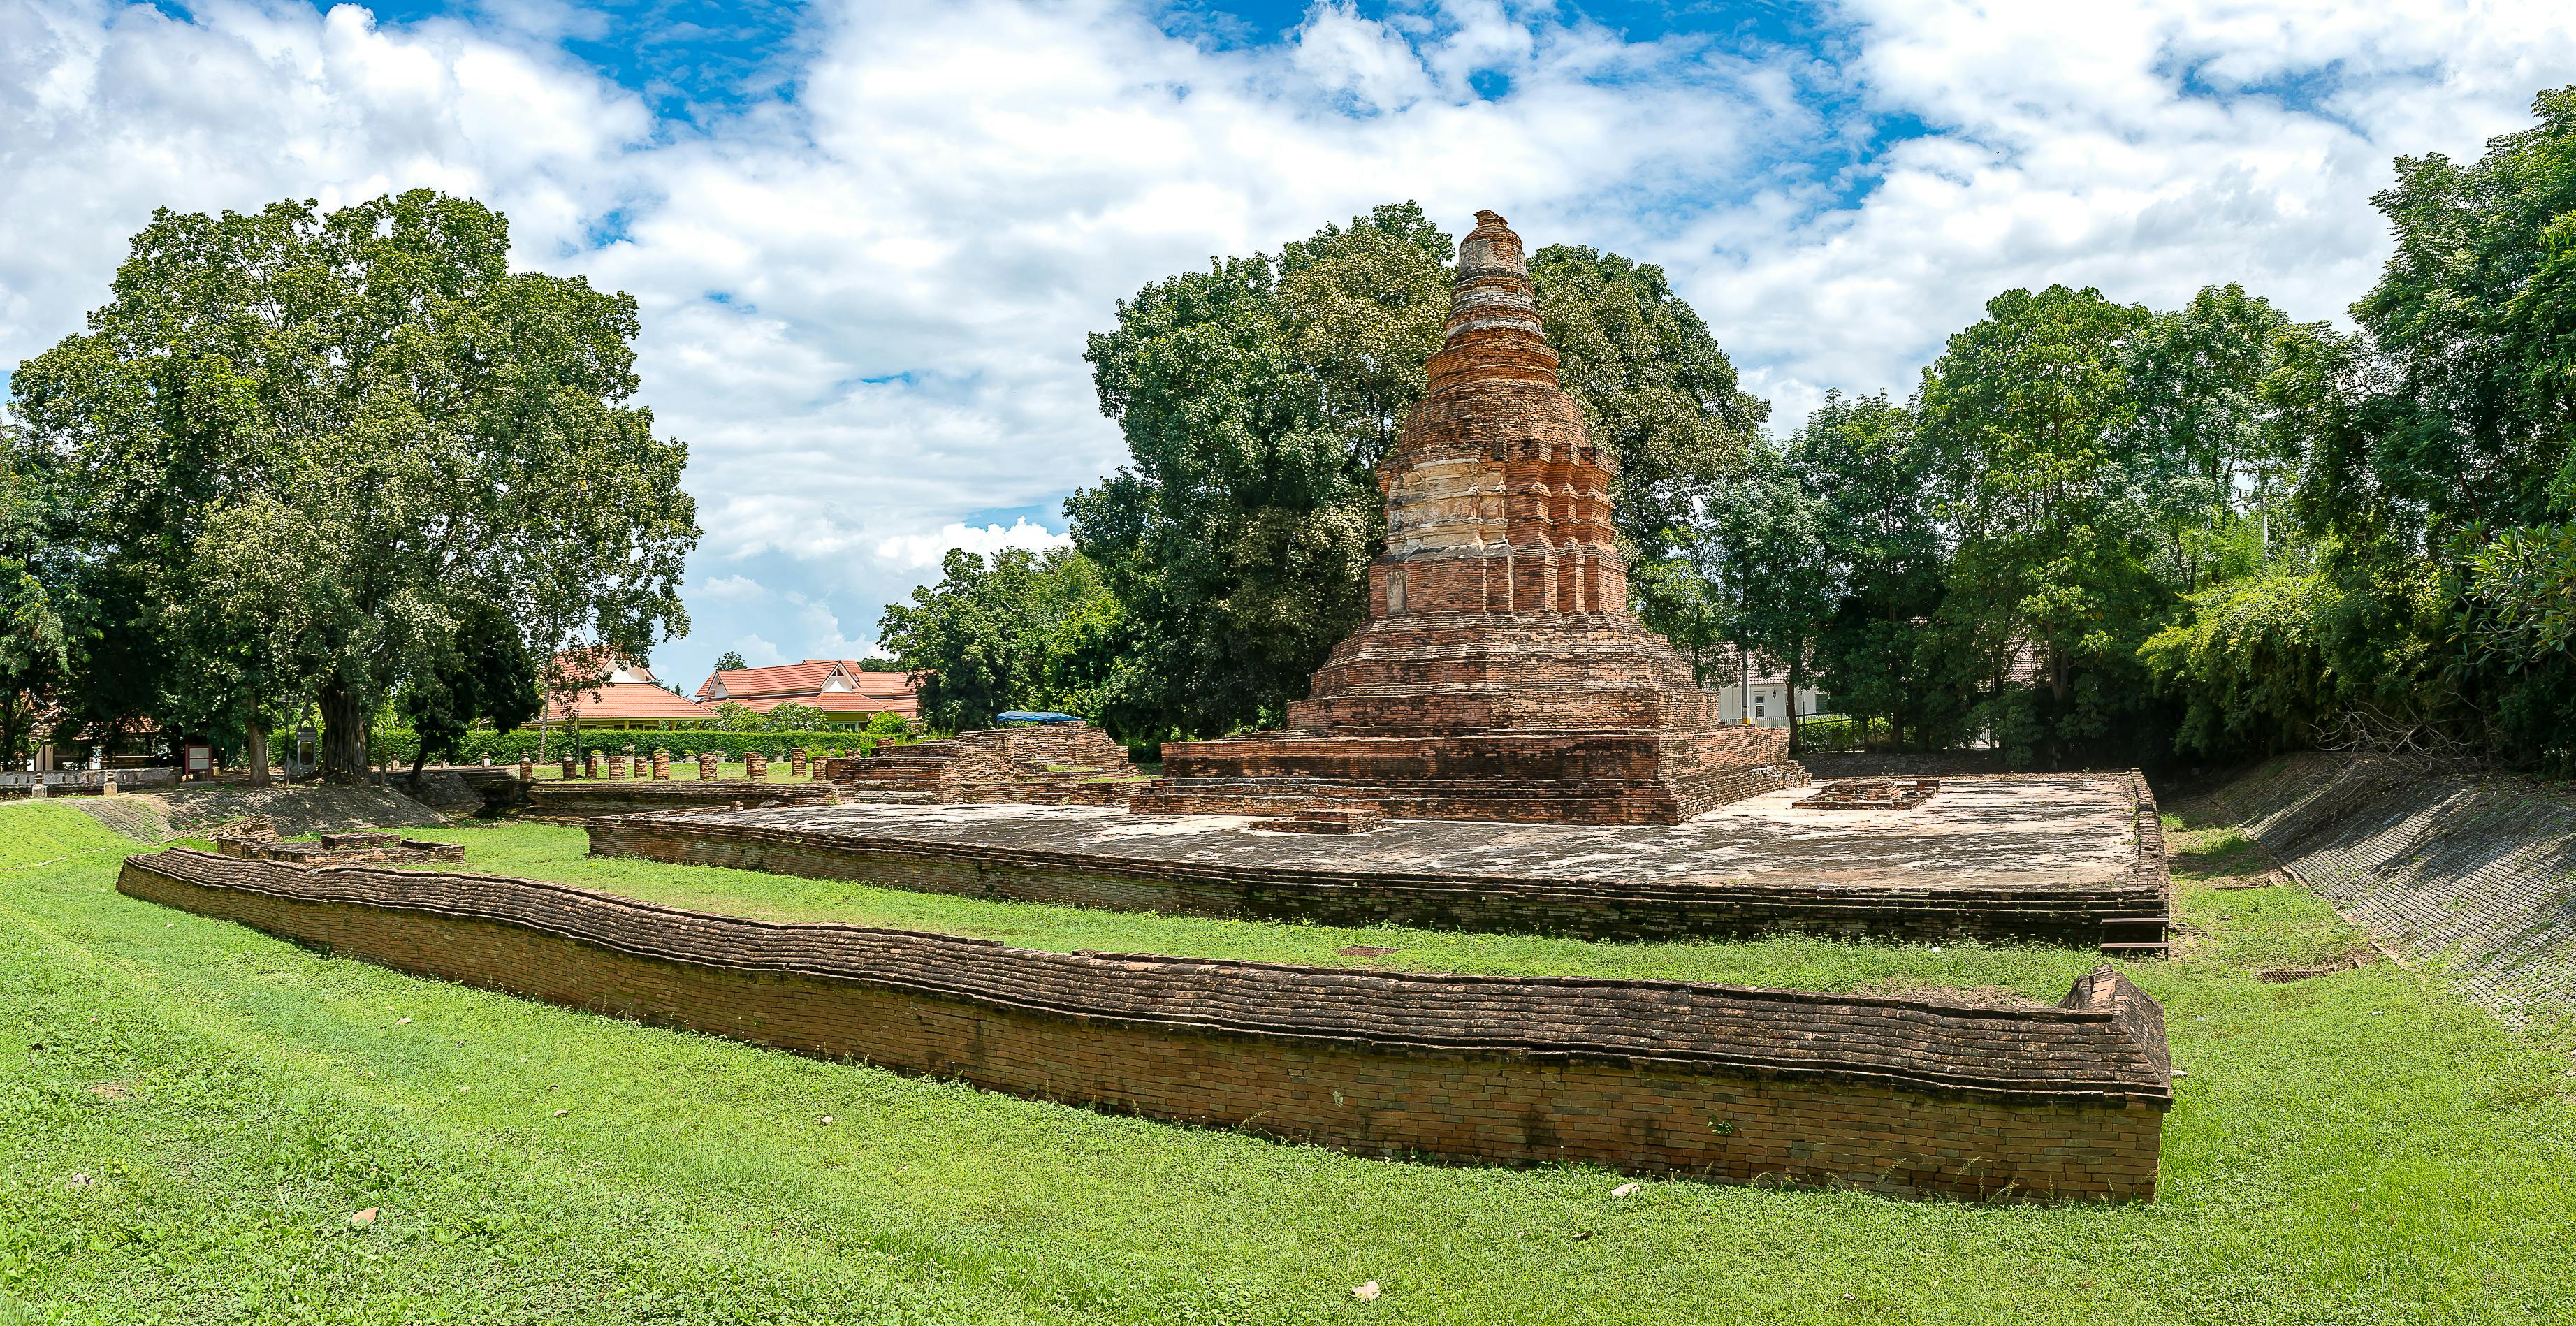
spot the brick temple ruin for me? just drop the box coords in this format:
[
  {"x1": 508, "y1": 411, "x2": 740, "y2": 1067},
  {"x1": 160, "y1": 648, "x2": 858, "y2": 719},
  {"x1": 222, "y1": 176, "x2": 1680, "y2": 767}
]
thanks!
[
  {"x1": 1133, "y1": 212, "x2": 1801, "y2": 825},
  {"x1": 822, "y1": 723, "x2": 1149, "y2": 806}
]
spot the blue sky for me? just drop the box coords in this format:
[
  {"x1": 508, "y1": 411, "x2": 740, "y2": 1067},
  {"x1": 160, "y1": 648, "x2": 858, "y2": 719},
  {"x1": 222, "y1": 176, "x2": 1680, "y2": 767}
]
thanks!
[{"x1": 7, "y1": 0, "x2": 2575, "y2": 693}]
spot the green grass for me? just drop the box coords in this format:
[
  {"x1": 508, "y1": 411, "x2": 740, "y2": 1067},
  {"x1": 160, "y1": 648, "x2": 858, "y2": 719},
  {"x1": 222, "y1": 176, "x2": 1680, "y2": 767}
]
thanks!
[{"x1": 6, "y1": 802, "x2": 2575, "y2": 1323}]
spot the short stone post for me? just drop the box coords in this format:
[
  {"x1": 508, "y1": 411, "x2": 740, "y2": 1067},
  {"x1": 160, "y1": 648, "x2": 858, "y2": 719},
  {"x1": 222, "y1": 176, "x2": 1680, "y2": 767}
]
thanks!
[
  {"x1": 584, "y1": 750, "x2": 600, "y2": 779},
  {"x1": 743, "y1": 750, "x2": 768, "y2": 780},
  {"x1": 699, "y1": 750, "x2": 720, "y2": 780},
  {"x1": 653, "y1": 748, "x2": 671, "y2": 780},
  {"x1": 560, "y1": 756, "x2": 576, "y2": 780},
  {"x1": 99, "y1": 773, "x2": 117, "y2": 797},
  {"x1": 621, "y1": 744, "x2": 637, "y2": 779},
  {"x1": 790, "y1": 747, "x2": 808, "y2": 780},
  {"x1": 29, "y1": 776, "x2": 45, "y2": 800},
  {"x1": 518, "y1": 757, "x2": 534, "y2": 782}
]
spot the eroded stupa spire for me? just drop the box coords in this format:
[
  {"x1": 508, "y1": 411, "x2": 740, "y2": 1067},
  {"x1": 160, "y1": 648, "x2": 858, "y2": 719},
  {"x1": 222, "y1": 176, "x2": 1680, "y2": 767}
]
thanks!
[{"x1": 1425, "y1": 210, "x2": 1559, "y2": 393}]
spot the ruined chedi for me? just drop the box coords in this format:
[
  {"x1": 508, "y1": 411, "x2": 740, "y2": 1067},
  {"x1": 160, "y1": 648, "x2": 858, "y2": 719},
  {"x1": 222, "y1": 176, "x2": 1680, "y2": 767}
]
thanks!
[{"x1": 1132, "y1": 211, "x2": 1803, "y2": 825}]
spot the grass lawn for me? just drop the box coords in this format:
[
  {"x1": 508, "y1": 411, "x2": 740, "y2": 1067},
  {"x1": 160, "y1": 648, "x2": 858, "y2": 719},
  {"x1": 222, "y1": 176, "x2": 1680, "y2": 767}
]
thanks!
[{"x1": 5, "y1": 803, "x2": 2573, "y2": 1324}]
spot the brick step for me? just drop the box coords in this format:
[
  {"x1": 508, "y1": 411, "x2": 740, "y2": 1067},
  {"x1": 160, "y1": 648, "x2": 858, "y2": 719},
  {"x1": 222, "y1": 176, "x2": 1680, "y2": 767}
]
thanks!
[{"x1": 2098, "y1": 914, "x2": 2170, "y2": 961}]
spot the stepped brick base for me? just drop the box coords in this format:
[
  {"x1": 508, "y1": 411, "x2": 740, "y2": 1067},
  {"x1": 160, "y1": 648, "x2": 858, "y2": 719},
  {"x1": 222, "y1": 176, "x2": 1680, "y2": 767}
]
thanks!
[
  {"x1": 117, "y1": 848, "x2": 2169, "y2": 1200},
  {"x1": 1135, "y1": 727, "x2": 1805, "y2": 824}
]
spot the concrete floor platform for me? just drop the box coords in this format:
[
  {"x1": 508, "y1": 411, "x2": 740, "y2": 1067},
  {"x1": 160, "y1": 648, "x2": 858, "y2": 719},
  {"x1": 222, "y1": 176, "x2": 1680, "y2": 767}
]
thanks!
[{"x1": 588, "y1": 773, "x2": 2169, "y2": 947}]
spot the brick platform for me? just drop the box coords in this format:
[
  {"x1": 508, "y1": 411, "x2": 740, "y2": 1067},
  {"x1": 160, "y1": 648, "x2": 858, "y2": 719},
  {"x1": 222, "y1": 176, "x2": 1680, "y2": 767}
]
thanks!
[
  {"x1": 117, "y1": 848, "x2": 2169, "y2": 1200},
  {"x1": 826, "y1": 724, "x2": 1149, "y2": 806},
  {"x1": 214, "y1": 829, "x2": 465, "y2": 866},
  {"x1": 591, "y1": 773, "x2": 2172, "y2": 947},
  {"x1": 522, "y1": 778, "x2": 836, "y2": 823},
  {"x1": 1135, "y1": 212, "x2": 1801, "y2": 825}
]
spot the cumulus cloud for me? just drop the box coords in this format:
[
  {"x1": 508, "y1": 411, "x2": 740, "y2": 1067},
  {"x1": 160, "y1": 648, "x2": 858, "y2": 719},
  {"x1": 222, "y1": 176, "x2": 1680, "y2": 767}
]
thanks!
[
  {"x1": 7, "y1": 0, "x2": 2575, "y2": 689},
  {"x1": 872, "y1": 518, "x2": 1073, "y2": 571},
  {"x1": 693, "y1": 574, "x2": 769, "y2": 604}
]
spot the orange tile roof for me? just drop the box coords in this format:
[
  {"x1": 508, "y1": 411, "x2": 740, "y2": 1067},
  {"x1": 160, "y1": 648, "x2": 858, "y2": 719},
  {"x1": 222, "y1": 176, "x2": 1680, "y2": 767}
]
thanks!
[
  {"x1": 545, "y1": 682, "x2": 714, "y2": 724},
  {"x1": 695, "y1": 661, "x2": 847, "y2": 700}
]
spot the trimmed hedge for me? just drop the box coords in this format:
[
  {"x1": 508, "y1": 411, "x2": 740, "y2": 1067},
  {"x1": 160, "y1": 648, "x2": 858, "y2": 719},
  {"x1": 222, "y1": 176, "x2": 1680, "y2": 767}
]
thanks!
[{"x1": 368, "y1": 728, "x2": 911, "y2": 765}]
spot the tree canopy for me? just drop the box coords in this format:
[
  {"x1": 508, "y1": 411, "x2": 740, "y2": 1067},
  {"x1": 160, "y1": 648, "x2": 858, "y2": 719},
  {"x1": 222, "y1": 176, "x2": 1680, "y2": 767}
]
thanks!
[{"x1": 6, "y1": 189, "x2": 697, "y2": 780}]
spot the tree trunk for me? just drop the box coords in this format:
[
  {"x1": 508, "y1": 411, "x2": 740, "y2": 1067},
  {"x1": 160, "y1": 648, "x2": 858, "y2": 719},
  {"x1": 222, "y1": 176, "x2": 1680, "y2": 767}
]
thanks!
[
  {"x1": 245, "y1": 717, "x2": 271, "y2": 787},
  {"x1": 1786, "y1": 650, "x2": 1803, "y2": 756},
  {"x1": 317, "y1": 680, "x2": 370, "y2": 784}
]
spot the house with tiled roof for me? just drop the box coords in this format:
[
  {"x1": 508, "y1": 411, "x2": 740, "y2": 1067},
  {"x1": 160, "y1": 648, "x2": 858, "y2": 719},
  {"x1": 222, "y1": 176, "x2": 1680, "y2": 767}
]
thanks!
[
  {"x1": 694, "y1": 660, "x2": 921, "y2": 724},
  {"x1": 544, "y1": 660, "x2": 716, "y2": 727}
]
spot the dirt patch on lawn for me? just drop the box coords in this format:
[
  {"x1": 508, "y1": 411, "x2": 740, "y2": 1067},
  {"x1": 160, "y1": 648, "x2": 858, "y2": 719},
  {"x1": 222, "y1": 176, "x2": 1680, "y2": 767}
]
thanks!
[
  {"x1": 1849, "y1": 977, "x2": 2054, "y2": 1011},
  {"x1": 82, "y1": 785, "x2": 447, "y2": 840}
]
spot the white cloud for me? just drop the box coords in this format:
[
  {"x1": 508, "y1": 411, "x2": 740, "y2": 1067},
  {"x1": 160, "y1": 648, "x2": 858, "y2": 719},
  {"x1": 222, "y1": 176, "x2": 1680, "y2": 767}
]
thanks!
[
  {"x1": 694, "y1": 574, "x2": 769, "y2": 604},
  {"x1": 729, "y1": 633, "x2": 785, "y2": 667},
  {"x1": 871, "y1": 518, "x2": 1072, "y2": 571}
]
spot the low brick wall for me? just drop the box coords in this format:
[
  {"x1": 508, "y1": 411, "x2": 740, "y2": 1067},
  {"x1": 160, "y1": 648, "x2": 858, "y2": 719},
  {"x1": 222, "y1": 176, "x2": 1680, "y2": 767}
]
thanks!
[
  {"x1": 521, "y1": 780, "x2": 835, "y2": 823},
  {"x1": 1137, "y1": 729, "x2": 1805, "y2": 825},
  {"x1": 590, "y1": 775, "x2": 2170, "y2": 946},
  {"x1": 116, "y1": 849, "x2": 2169, "y2": 1200}
]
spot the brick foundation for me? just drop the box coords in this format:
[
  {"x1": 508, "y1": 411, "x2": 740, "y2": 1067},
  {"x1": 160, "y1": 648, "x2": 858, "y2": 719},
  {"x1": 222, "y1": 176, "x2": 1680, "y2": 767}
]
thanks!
[
  {"x1": 589, "y1": 771, "x2": 2171, "y2": 945},
  {"x1": 117, "y1": 849, "x2": 2169, "y2": 1200}
]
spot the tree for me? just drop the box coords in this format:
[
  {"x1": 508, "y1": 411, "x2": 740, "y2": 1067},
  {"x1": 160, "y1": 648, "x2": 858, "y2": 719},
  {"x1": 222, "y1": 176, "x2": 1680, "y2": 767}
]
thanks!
[
  {"x1": 0, "y1": 446, "x2": 70, "y2": 771},
  {"x1": 2325, "y1": 86, "x2": 2576, "y2": 770},
  {"x1": 1697, "y1": 442, "x2": 1835, "y2": 750},
  {"x1": 878, "y1": 546, "x2": 1124, "y2": 733},
  {"x1": 1919, "y1": 284, "x2": 2167, "y2": 768},
  {"x1": 1787, "y1": 392, "x2": 1947, "y2": 749},
  {"x1": 399, "y1": 602, "x2": 541, "y2": 773},
  {"x1": 2120, "y1": 284, "x2": 2296, "y2": 591},
  {"x1": 1070, "y1": 205, "x2": 1447, "y2": 739},
  {"x1": 706, "y1": 701, "x2": 766, "y2": 732},
  {"x1": 713, "y1": 650, "x2": 749, "y2": 672},
  {"x1": 7, "y1": 191, "x2": 697, "y2": 781},
  {"x1": 763, "y1": 701, "x2": 829, "y2": 732}
]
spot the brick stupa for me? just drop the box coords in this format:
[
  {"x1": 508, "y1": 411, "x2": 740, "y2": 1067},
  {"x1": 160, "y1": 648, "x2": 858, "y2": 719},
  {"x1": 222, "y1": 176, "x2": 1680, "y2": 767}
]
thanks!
[{"x1": 1132, "y1": 211, "x2": 1802, "y2": 825}]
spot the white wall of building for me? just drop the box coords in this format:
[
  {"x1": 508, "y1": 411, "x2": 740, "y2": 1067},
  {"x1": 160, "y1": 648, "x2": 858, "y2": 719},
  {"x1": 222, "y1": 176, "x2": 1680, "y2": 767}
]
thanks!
[{"x1": 1712, "y1": 683, "x2": 1826, "y2": 728}]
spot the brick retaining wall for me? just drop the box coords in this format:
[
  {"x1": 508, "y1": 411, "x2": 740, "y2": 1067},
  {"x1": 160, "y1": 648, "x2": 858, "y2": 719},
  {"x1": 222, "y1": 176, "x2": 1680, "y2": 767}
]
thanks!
[
  {"x1": 522, "y1": 780, "x2": 836, "y2": 823},
  {"x1": 2196, "y1": 754, "x2": 2576, "y2": 1019},
  {"x1": 116, "y1": 849, "x2": 2167, "y2": 1200}
]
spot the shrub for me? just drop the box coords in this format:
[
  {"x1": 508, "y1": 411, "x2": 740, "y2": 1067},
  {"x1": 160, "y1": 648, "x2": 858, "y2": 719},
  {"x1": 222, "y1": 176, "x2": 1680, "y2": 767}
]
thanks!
[{"x1": 370, "y1": 727, "x2": 916, "y2": 764}]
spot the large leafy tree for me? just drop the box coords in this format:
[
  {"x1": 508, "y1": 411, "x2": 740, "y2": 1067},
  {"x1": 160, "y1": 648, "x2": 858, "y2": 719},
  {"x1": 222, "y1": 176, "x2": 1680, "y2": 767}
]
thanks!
[
  {"x1": 1919, "y1": 284, "x2": 2169, "y2": 767},
  {"x1": 8, "y1": 190, "x2": 695, "y2": 780},
  {"x1": 1786, "y1": 392, "x2": 1951, "y2": 749},
  {"x1": 2120, "y1": 284, "x2": 2296, "y2": 591},
  {"x1": 399, "y1": 601, "x2": 542, "y2": 772},
  {"x1": 1069, "y1": 205, "x2": 1450, "y2": 738},
  {"x1": 1696, "y1": 441, "x2": 1834, "y2": 750},
  {"x1": 878, "y1": 546, "x2": 1125, "y2": 733},
  {"x1": 2327, "y1": 86, "x2": 2576, "y2": 769}
]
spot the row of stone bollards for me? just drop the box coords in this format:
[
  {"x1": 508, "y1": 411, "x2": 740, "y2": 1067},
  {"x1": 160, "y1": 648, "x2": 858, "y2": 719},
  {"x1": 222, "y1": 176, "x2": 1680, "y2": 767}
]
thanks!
[{"x1": 540, "y1": 746, "x2": 815, "y2": 781}]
